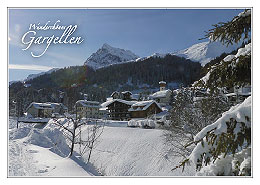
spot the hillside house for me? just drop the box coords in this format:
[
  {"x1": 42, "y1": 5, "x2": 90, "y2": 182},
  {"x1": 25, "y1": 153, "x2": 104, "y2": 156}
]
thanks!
[
  {"x1": 128, "y1": 100, "x2": 162, "y2": 119},
  {"x1": 75, "y1": 100, "x2": 101, "y2": 119},
  {"x1": 26, "y1": 102, "x2": 68, "y2": 118}
]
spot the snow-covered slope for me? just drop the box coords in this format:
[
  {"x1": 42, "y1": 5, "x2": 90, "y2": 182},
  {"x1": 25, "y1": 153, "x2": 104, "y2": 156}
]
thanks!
[
  {"x1": 25, "y1": 68, "x2": 59, "y2": 82},
  {"x1": 76, "y1": 125, "x2": 195, "y2": 176},
  {"x1": 9, "y1": 117, "x2": 195, "y2": 176},
  {"x1": 8, "y1": 118, "x2": 99, "y2": 176},
  {"x1": 84, "y1": 43, "x2": 139, "y2": 70},
  {"x1": 172, "y1": 41, "x2": 241, "y2": 66}
]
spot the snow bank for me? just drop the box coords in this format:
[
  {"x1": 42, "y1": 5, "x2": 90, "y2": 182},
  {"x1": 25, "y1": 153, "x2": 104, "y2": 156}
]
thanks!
[
  {"x1": 9, "y1": 140, "x2": 92, "y2": 176},
  {"x1": 9, "y1": 118, "x2": 97, "y2": 176},
  {"x1": 128, "y1": 119, "x2": 157, "y2": 128},
  {"x1": 27, "y1": 145, "x2": 92, "y2": 176},
  {"x1": 24, "y1": 123, "x2": 71, "y2": 157}
]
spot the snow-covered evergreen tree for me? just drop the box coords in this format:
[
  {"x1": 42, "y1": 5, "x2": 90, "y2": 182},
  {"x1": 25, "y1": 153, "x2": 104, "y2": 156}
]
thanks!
[
  {"x1": 195, "y1": 9, "x2": 251, "y2": 91},
  {"x1": 173, "y1": 9, "x2": 252, "y2": 176}
]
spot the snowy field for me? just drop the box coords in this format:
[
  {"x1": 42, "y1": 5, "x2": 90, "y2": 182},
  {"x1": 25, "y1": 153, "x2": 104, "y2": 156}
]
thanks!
[
  {"x1": 8, "y1": 117, "x2": 195, "y2": 176},
  {"x1": 75, "y1": 126, "x2": 195, "y2": 176}
]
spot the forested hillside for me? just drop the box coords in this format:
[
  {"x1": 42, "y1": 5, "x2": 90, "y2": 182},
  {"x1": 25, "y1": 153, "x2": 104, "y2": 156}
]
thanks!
[{"x1": 9, "y1": 54, "x2": 202, "y2": 113}]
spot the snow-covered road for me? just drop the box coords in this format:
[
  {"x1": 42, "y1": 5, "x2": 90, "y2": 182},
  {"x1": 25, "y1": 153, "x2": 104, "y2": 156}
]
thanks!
[{"x1": 8, "y1": 118, "x2": 98, "y2": 176}]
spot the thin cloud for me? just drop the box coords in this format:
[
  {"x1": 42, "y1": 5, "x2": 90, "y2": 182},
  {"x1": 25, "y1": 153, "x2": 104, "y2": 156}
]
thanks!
[{"x1": 9, "y1": 64, "x2": 53, "y2": 71}]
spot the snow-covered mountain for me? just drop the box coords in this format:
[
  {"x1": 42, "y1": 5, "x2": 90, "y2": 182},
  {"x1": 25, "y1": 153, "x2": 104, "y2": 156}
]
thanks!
[
  {"x1": 84, "y1": 41, "x2": 241, "y2": 70},
  {"x1": 84, "y1": 43, "x2": 139, "y2": 70},
  {"x1": 172, "y1": 41, "x2": 242, "y2": 66},
  {"x1": 25, "y1": 68, "x2": 60, "y2": 81}
]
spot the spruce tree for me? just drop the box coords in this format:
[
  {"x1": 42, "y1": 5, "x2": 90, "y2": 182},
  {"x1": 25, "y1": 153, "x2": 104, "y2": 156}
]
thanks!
[{"x1": 174, "y1": 9, "x2": 252, "y2": 176}]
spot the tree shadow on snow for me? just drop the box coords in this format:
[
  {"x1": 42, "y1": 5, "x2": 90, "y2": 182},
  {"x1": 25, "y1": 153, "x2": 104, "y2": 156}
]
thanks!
[{"x1": 70, "y1": 153, "x2": 101, "y2": 176}]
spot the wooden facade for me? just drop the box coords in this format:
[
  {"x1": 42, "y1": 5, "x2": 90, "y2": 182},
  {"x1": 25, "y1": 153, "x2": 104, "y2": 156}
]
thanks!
[
  {"x1": 129, "y1": 102, "x2": 162, "y2": 119},
  {"x1": 107, "y1": 100, "x2": 133, "y2": 121}
]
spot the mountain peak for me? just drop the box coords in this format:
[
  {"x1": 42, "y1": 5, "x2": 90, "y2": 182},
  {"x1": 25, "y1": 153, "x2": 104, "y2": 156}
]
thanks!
[
  {"x1": 172, "y1": 41, "x2": 242, "y2": 66},
  {"x1": 102, "y1": 43, "x2": 112, "y2": 49},
  {"x1": 84, "y1": 44, "x2": 139, "y2": 70}
]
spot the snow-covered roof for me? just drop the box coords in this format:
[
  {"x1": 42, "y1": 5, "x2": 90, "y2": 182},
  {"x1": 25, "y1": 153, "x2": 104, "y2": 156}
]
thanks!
[
  {"x1": 101, "y1": 99, "x2": 114, "y2": 108},
  {"x1": 111, "y1": 91, "x2": 119, "y2": 97},
  {"x1": 101, "y1": 99, "x2": 137, "y2": 107},
  {"x1": 128, "y1": 100, "x2": 162, "y2": 112},
  {"x1": 159, "y1": 81, "x2": 166, "y2": 84},
  {"x1": 31, "y1": 103, "x2": 54, "y2": 110},
  {"x1": 26, "y1": 102, "x2": 68, "y2": 112},
  {"x1": 99, "y1": 107, "x2": 108, "y2": 111},
  {"x1": 122, "y1": 91, "x2": 132, "y2": 95},
  {"x1": 76, "y1": 100, "x2": 100, "y2": 108},
  {"x1": 150, "y1": 89, "x2": 172, "y2": 99},
  {"x1": 132, "y1": 100, "x2": 154, "y2": 107},
  {"x1": 131, "y1": 94, "x2": 140, "y2": 100}
]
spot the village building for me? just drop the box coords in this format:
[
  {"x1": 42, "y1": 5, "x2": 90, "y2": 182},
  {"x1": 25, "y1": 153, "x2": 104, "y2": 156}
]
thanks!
[
  {"x1": 128, "y1": 100, "x2": 163, "y2": 119},
  {"x1": 149, "y1": 81, "x2": 172, "y2": 106},
  {"x1": 105, "y1": 99, "x2": 137, "y2": 120},
  {"x1": 130, "y1": 93, "x2": 141, "y2": 101},
  {"x1": 111, "y1": 91, "x2": 135, "y2": 101},
  {"x1": 26, "y1": 102, "x2": 68, "y2": 118},
  {"x1": 99, "y1": 107, "x2": 109, "y2": 119},
  {"x1": 75, "y1": 100, "x2": 101, "y2": 119},
  {"x1": 111, "y1": 91, "x2": 121, "y2": 99},
  {"x1": 121, "y1": 91, "x2": 132, "y2": 100}
]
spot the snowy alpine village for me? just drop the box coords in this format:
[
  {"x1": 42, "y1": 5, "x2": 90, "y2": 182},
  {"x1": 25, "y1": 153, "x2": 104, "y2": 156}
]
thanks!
[{"x1": 8, "y1": 9, "x2": 251, "y2": 176}]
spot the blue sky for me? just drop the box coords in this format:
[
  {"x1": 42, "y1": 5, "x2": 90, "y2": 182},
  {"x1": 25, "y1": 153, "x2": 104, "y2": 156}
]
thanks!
[{"x1": 9, "y1": 8, "x2": 243, "y2": 81}]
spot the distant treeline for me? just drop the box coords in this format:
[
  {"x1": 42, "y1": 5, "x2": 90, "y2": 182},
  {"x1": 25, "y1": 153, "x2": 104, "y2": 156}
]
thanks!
[{"x1": 9, "y1": 54, "x2": 202, "y2": 113}]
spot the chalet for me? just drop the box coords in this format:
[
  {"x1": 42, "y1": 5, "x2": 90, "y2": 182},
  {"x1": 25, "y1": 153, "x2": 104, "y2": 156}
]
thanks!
[
  {"x1": 128, "y1": 100, "x2": 163, "y2": 119},
  {"x1": 111, "y1": 91, "x2": 134, "y2": 101},
  {"x1": 105, "y1": 99, "x2": 137, "y2": 120},
  {"x1": 121, "y1": 91, "x2": 132, "y2": 100},
  {"x1": 75, "y1": 100, "x2": 101, "y2": 119},
  {"x1": 149, "y1": 81, "x2": 172, "y2": 106},
  {"x1": 26, "y1": 102, "x2": 68, "y2": 118},
  {"x1": 111, "y1": 91, "x2": 121, "y2": 99}
]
